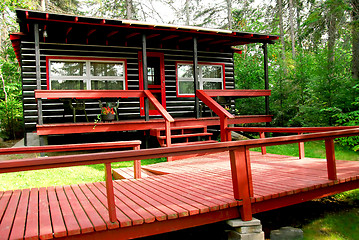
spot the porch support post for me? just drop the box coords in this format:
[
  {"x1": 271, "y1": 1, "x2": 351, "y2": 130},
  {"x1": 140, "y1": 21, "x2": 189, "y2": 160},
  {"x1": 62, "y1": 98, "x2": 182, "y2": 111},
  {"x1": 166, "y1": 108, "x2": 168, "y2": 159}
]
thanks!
[
  {"x1": 193, "y1": 37, "x2": 200, "y2": 119},
  {"x1": 142, "y1": 33, "x2": 149, "y2": 121},
  {"x1": 262, "y1": 43, "x2": 269, "y2": 127},
  {"x1": 298, "y1": 133, "x2": 305, "y2": 159},
  {"x1": 34, "y1": 23, "x2": 46, "y2": 146},
  {"x1": 133, "y1": 145, "x2": 141, "y2": 179}
]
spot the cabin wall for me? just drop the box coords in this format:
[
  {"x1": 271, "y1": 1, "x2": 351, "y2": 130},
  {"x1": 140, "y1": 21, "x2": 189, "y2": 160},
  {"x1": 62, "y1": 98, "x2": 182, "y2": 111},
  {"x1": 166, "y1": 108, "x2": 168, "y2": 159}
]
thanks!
[{"x1": 20, "y1": 40, "x2": 234, "y2": 132}]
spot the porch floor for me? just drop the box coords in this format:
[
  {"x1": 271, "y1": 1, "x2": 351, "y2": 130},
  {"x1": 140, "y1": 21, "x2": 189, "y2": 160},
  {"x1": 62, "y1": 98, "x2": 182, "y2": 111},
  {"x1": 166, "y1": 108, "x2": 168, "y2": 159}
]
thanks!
[{"x1": 0, "y1": 152, "x2": 358, "y2": 239}]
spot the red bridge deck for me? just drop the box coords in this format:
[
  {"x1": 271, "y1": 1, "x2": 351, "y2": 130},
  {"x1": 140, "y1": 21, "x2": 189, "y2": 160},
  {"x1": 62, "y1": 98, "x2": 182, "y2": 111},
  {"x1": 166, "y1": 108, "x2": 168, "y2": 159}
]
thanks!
[{"x1": 0, "y1": 151, "x2": 358, "y2": 240}]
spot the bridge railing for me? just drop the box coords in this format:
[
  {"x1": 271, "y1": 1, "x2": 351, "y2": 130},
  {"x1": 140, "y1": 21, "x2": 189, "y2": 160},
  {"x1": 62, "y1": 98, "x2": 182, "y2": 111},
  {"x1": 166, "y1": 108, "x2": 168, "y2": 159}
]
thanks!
[
  {"x1": 0, "y1": 129, "x2": 358, "y2": 222},
  {"x1": 225, "y1": 126, "x2": 359, "y2": 158}
]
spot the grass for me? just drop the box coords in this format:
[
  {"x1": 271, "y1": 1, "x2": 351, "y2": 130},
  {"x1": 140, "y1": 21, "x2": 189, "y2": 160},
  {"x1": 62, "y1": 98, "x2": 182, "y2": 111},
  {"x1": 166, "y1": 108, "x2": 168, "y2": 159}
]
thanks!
[{"x1": 0, "y1": 157, "x2": 166, "y2": 191}]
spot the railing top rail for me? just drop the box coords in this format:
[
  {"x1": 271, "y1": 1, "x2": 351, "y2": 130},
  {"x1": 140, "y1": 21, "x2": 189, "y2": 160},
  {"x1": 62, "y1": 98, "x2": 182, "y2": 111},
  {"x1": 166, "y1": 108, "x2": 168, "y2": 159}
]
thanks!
[
  {"x1": 144, "y1": 90, "x2": 174, "y2": 122},
  {"x1": 203, "y1": 89, "x2": 271, "y2": 97},
  {"x1": 0, "y1": 140, "x2": 141, "y2": 155},
  {"x1": 35, "y1": 90, "x2": 145, "y2": 99},
  {"x1": 1, "y1": 128, "x2": 358, "y2": 174},
  {"x1": 196, "y1": 90, "x2": 234, "y2": 119},
  {"x1": 227, "y1": 126, "x2": 359, "y2": 133}
]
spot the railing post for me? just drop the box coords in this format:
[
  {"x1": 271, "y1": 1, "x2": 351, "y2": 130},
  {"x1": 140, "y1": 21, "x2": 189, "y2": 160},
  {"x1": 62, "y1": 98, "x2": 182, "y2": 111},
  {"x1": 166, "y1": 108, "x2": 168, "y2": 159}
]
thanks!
[
  {"x1": 220, "y1": 117, "x2": 228, "y2": 142},
  {"x1": 259, "y1": 132, "x2": 266, "y2": 155},
  {"x1": 133, "y1": 145, "x2": 141, "y2": 179},
  {"x1": 104, "y1": 163, "x2": 117, "y2": 222},
  {"x1": 325, "y1": 138, "x2": 337, "y2": 180},
  {"x1": 298, "y1": 133, "x2": 305, "y2": 159},
  {"x1": 229, "y1": 146, "x2": 253, "y2": 221}
]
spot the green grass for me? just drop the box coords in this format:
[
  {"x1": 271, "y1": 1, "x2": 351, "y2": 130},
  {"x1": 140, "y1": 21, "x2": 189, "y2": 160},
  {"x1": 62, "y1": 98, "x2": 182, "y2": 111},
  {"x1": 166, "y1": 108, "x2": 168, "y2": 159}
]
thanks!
[
  {"x1": 253, "y1": 140, "x2": 359, "y2": 161},
  {"x1": 303, "y1": 207, "x2": 359, "y2": 240},
  {"x1": 0, "y1": 158, "x2": 166, "y2": 191}
]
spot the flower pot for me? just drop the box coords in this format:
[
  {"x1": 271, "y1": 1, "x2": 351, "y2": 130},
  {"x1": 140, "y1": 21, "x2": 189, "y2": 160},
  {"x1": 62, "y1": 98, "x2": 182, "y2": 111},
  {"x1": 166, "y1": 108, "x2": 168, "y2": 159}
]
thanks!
[{"x1": 102, "y1": 113, "x2": 115, "y2": 121}]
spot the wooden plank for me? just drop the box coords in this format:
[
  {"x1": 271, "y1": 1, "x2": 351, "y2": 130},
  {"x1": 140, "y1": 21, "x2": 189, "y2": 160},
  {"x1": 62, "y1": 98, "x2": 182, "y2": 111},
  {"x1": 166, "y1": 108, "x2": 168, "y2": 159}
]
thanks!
[
  {"x1": 112, "y1": 181, "x2": 167, "y2": 221},
  {"x1": 93, "y1": 182, "x2": 144, "y2": 226},
  {"x1": 0, "y1": 191, "x2": 12, "y2": 222},
  {"x1": 203, "y1": 89, "x2": 271, "y2": 97},
  {"x1": 63, "y1": 185, "x2": 94, "y2": 234},
  {"x1": 129, "y1": 178, "x2": 199, "y2": 216},
  {"x1": 55, "y1": 186, "x2": 81, "y2": 236},
  {"x1": 117, "y1": 179, "x2": 179, "y2": 220},
  {"x1": 9, "y1": 189, "x2": 30, "y2": 240},
  {"x1": 78, "y1": 184, "x2": 119, "y2": 230},
  {"x1": 47, "y1": 186, "x2": 67, "y2": 238},
  {"x1": 86, "y1": 183, "x2": 132, "y2": 227},
  {"x1": 24, "y1": 188, "x2": 39, "y2": 240},
  {"x1": 38, "y1": 187, "x2": 54, "y2": 239},
  {"x1": 0, "y1": 190, "x2": 21, "y2": 239},
  {"x1": 71, "y1": 184, "x2": 107, "y2": 231}
]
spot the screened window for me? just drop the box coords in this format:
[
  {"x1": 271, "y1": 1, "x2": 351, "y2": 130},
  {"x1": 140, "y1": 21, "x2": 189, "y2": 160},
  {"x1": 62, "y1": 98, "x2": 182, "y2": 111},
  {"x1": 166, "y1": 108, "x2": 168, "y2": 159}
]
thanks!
[
  {"x1": 49, "y1": 59, "x2": 126, "y2": 90},
  {"x1": 177, "y1": 63, "x2": 224, "y2": 96}
]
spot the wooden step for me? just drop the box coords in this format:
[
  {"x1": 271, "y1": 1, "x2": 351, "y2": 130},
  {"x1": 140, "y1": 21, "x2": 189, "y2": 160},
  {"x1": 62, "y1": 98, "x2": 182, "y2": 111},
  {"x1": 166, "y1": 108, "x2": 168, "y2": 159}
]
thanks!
[
  {"x1": 150, "y1": 125, "x2": 207, "y2": 137},
  {"x1": 112, "y1": 167, "x2": 158, "y2": 180},
  {"x1": 158, "y1": 132, "x2": 213, "y2": 140},
  {"x1": 169, "y1": 140, "x2": 218, "y2": 147}
]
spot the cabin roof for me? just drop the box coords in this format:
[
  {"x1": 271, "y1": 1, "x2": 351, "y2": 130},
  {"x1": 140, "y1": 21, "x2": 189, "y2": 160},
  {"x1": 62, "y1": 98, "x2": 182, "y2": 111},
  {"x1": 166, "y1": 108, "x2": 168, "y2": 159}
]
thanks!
[{"x1": 10, "y1": 9, "x2": 279, "y2": 65}]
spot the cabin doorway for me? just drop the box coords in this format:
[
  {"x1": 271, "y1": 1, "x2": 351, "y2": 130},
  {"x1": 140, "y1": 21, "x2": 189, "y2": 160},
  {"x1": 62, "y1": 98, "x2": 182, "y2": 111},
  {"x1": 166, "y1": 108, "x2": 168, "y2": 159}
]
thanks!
[{"x1": 138, "y1": 52, "x2": 166, "y2": 116}]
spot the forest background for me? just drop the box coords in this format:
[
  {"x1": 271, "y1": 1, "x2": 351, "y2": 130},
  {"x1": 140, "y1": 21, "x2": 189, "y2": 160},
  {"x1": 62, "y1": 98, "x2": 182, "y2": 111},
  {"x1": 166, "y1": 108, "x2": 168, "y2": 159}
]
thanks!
[{"x1": 0, "y1": 0, "x2": 358, "y2": 151}]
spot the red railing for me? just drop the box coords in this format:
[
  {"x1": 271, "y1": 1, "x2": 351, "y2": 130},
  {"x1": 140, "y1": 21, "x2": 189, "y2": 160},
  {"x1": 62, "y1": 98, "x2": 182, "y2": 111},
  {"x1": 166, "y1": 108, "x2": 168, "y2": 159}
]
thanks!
[
  {"x1": 226, "y1": 126, "x2": 359, "y2": 158},
  {"x1": 1, "y1": 129, "x2": 358, "y2": 222},
  {"x1": 35, "y1": 90, "x2": 174, "y2": 146},
  {"x1": 0, "y1": 140, "x2": 141, "y2": 223},
  {"x1": 196, "y1": 89, "x2": 272, "y2": 142}
]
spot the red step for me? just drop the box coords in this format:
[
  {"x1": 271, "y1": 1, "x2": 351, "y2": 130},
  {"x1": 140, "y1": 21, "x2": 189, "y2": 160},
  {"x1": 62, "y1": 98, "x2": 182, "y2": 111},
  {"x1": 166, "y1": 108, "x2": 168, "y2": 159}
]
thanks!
[{"x1": 112, "y1": 168, "x2": 158, "y2": 180}]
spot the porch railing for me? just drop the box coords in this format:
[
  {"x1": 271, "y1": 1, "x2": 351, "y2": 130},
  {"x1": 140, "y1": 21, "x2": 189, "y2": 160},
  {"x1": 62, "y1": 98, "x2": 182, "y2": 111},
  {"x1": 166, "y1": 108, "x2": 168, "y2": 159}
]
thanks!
[
  {"x1": 1, "y1": 129, "x2": 358, "y2": 223},
  {"x1": 34, "y1": 90, "x2": 174, "y2": 146}
]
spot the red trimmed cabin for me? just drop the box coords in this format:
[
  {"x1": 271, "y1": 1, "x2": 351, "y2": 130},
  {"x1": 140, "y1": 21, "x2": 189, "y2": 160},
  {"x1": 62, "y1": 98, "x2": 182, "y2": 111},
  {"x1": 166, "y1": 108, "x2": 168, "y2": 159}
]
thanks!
[{"x1": 10, "y1": 9, "x2": 278, "y2": 147}]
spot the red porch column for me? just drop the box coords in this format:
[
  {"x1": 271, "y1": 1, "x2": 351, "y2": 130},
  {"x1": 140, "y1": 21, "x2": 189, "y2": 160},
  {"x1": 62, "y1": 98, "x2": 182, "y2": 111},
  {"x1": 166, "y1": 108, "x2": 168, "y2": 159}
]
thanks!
[
  {"x1": 104, "y1": 163, "x2": 117, "y2": 222},
  {"x1": 229, "y1": 146, "x2": 253, "y2": 221},
  {"x1": 259, "y1": 132, "x2": 267, "y2": 155}
]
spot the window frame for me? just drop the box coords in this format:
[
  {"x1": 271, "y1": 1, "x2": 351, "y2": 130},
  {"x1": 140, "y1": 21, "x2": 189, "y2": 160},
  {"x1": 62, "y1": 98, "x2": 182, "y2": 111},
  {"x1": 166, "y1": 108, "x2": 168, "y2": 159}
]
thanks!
[
  {"x1": 46, "y1": 56, "x2": 128, "y2": 90},
  {"x1": 176, "y1": 61, "x2": 226, "y2": 97}
]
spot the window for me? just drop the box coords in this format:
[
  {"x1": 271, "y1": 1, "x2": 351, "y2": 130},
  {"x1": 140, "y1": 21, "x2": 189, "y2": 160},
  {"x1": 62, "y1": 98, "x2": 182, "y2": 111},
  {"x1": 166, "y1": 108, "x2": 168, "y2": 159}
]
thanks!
[
  {"x1": 177, "y1": 63, "x2": 224, "y2": 96},
  {"x1": 48, "y1": 58, "x2": 126, "y2": 90}
]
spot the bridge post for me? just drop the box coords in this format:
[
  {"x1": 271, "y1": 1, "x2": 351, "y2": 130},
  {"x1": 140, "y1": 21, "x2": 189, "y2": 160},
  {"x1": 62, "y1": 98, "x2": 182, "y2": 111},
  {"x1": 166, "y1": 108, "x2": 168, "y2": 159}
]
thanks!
[
  {"x1": 325, "y1": 138, "x2": 337, "y2": 180},
  {"x1": 229, "y1": 146, "x2": 253, "y2": 221},
  {"x1": 104, "y1": 163, "x2": 117, "y2": 222}
]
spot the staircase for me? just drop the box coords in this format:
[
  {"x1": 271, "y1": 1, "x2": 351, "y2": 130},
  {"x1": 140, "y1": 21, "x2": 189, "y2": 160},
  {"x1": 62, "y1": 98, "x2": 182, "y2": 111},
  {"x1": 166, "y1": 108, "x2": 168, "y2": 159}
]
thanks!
[{"x1": 149, "y1": 125, "x2": 217, "y2": 147}]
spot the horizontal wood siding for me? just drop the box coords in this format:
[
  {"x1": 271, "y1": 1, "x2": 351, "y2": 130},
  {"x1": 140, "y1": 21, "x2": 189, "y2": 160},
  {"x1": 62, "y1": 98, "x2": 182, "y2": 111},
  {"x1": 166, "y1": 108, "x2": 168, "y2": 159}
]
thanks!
[{"x1": 20, "y1": 41, "x2": 234, "y2": 132}]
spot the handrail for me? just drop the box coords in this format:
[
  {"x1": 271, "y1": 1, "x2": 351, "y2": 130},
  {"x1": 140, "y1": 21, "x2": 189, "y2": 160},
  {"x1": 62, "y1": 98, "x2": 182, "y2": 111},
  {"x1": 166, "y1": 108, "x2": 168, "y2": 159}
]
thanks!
[
  {"x1": 196, "y1": 90, "x2": 234, "y2": 141},
  {"x1": 1, "y1": 129, "x2": 358, "y2": 222},
  {"x1": 202, "y1": 89, "x2": 271, "y2": 97},
  {"x1": 0, "y1": 140, "x2": 141, "y2": 223},
  {"x1": 226, "y1": 126, "x2": 359, "y2": 158},
  {"x1": 144, "y1": 90, "x2": 174, "y2": 123}
]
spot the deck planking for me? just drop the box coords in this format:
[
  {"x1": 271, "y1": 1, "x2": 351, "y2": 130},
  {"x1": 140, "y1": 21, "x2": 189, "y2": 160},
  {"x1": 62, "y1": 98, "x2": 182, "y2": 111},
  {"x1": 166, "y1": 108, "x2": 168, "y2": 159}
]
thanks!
[{"x1": 0, "y1": 152, "x2": 358, "y2": 239}]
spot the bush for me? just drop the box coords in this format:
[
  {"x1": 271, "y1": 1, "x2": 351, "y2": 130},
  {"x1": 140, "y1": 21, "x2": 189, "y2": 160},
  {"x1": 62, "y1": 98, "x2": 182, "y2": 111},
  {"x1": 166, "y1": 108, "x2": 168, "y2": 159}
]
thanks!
[{"x1": 0, "y1": 96, "x2": 23, "y2": 140}]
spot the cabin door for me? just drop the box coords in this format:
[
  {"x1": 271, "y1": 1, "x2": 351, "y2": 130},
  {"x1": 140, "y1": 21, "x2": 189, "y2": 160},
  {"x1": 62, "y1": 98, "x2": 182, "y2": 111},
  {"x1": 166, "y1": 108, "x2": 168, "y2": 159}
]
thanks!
[{"x1": 139, "y1": 52, "x2": 166, "y2": 116}]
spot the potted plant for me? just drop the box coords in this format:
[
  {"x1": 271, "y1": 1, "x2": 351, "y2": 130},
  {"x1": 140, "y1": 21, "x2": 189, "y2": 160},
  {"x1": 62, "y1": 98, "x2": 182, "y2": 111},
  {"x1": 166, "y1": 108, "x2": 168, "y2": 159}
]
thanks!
[{"x1": 101, "y1": 106, "x2": 115, "y2": 121}]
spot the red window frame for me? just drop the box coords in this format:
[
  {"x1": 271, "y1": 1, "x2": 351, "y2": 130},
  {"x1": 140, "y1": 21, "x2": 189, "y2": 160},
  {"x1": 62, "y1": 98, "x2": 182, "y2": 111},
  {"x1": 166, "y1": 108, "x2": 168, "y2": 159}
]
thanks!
[
  {"x1": 46, "y1": 56, "x2": 128, "y2": 90},
  {"x1": 176, "y1": 61, "x2": 226, "y2": 97}
]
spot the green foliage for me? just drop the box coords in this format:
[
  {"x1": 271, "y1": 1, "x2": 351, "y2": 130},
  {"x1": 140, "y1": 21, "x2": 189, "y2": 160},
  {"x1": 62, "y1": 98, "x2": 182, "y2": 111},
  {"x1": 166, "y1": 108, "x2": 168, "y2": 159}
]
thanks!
[{"x1": 0, "y1": 96, "x2": 23, "y2": 140}]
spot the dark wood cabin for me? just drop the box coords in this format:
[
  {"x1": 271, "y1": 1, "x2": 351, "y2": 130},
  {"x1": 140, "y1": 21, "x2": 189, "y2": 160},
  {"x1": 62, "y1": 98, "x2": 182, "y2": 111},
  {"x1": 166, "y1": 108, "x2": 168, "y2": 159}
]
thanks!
[{"x1": 10, "y1": 9, "x2": 278, "y2": 147}]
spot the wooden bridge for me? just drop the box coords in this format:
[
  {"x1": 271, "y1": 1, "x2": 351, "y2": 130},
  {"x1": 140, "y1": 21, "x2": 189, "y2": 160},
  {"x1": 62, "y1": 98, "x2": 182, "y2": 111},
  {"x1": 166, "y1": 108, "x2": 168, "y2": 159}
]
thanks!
[{"x1": 0, "y1": 128, "x2": 358, "y2": 239}]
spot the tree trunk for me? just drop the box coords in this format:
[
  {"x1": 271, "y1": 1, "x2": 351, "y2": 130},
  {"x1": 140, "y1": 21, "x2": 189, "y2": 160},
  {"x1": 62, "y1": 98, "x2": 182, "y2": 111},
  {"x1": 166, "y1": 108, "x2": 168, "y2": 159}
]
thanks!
[
  {"x1": 41, "y1": 0, "x2": 46, "y2": 11},
  {"x1": 185, "y1": 0, "x2": 190, "y2": 25},
  {"x1": 288, "y1": 0, "x2": 296, "y2": 59},
  {"x1": 352, "y1": 0, "x2": 359, "y2": 81},
  {"x1": 277, "y1": 0, "x2": 287, "y2": 74},
  {"x1": 226, "y1": 0, "x2": 233, "y2": 29},
  {"x1": 126, "y1": 0, "x2": 133, "y2": 19}
]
